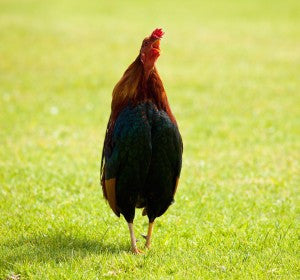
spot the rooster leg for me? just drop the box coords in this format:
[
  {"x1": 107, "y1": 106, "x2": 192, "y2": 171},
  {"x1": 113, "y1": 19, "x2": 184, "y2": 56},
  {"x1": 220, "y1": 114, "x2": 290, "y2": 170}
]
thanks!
[
  {"x1": 145, "y1": 222, "x2": 154, "y2": 249},
  {"x1": 128, "y1": 223, "x2": 143, "y2": 254}
]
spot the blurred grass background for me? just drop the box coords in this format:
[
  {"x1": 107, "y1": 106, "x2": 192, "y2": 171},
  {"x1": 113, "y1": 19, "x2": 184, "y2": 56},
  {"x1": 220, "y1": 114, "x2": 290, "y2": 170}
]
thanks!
[{"x1": 0, "y1": 0, "x2": 299, "y2": 279}]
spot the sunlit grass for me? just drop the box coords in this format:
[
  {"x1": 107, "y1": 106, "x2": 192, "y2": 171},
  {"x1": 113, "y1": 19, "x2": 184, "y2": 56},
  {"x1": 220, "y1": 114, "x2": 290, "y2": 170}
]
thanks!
[{"x1": 0, "y1": 0, "x2": 299, "y2": 279}]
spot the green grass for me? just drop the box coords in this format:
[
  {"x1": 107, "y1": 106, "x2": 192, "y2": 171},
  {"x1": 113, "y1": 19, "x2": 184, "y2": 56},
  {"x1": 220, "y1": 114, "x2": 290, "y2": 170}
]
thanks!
[{"x1": 0, "y1": 0, "x2": 299, "y2": 279}]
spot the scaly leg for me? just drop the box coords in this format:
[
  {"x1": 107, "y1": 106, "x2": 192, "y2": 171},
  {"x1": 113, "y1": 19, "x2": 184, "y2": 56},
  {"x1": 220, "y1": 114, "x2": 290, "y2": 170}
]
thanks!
[
  {"x1": 145, "y1": 222, "x2": 154, "y2": 249},
  {"x1": 128, "y1": 223, "x2": 143, "y2": 254}
]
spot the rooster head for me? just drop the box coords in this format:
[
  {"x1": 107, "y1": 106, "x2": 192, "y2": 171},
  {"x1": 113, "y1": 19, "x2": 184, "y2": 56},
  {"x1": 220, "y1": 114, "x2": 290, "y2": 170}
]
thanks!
[{"x1": 140, "y1": 28, "x2": 164, "y2": 72}]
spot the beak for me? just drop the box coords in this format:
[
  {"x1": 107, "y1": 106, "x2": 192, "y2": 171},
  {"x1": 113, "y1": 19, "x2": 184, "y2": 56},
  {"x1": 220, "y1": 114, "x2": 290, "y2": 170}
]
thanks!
[{"x1": 151, "y1": 39, "x2": 161, "y2": 51}]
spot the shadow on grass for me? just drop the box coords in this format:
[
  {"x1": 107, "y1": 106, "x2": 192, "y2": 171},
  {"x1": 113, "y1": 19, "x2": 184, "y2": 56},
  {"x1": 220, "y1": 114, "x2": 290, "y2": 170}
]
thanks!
[{"x1": 2, "y1": 233, "x2": 128, "y2": 267}]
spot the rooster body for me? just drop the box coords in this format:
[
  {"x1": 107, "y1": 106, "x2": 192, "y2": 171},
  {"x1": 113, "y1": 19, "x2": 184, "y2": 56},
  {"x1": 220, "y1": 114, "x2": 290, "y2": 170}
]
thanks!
[
  {"x1": 103, "y1": 101, "x2": 182, "y2": 222},
  {"x1": 100, "y1": 29, "x2": 182, "y2": 253}
]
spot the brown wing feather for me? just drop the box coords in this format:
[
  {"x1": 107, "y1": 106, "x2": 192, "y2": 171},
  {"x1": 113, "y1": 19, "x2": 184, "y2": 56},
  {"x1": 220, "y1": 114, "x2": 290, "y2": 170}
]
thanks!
[
  {"x1": 174, "y1": 177, "x2": 180, "y2": 196},
  {"x1": 104, "y1": 178, "x2": 120, "y2": 217}
]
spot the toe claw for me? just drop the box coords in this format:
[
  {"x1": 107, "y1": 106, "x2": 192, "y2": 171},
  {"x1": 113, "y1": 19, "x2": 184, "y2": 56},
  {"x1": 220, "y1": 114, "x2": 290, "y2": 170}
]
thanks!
[{"x1": 141, "y1": 234, "x2": 147, "y2": 240}]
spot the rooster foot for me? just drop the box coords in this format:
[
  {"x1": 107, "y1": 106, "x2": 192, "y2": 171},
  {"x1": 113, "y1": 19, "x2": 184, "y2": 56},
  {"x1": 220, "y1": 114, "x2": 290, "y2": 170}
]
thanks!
[{"x1": 132, "y1": 247, "x2": 144, "y2": 255}]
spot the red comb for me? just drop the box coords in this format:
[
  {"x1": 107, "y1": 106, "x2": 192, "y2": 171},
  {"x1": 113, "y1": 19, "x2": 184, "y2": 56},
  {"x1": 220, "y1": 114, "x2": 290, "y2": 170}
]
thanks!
[{"x1": 151, "y1": 28, "x2": 164, "y2": 39}]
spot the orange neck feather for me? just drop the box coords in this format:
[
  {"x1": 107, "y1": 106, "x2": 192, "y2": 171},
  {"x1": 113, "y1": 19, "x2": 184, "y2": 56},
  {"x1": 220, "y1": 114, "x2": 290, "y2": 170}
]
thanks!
[{"x1": 110, "y1": 55, "x2": 176, "y2": 124}]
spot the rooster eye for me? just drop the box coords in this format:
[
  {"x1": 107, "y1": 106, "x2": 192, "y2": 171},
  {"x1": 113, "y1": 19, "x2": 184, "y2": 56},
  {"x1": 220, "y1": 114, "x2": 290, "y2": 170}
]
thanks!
[{"x1": 144, "y1": 42, "x2": 148, "y2": 46}]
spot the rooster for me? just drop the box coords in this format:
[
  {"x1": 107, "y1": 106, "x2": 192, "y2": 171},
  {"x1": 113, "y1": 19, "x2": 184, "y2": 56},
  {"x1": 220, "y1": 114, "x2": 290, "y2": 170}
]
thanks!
[{"x1": 100, "y1": 28, "x2": 183, "y2": 254}]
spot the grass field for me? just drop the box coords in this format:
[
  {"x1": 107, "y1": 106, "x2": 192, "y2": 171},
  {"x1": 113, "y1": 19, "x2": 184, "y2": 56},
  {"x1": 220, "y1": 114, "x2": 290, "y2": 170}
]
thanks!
[{"x1": 0, "y1": 0, "x2": 299, "y2": 279}]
